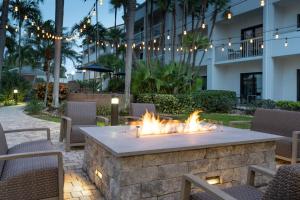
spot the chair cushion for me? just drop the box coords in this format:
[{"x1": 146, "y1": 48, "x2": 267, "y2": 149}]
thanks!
[
  {"x1": 131, "y1": 103, "x2": 157, "y2": 117},
  {"x1": 275, "y1": 136, "x2": 300, "y2": 159},
  {"x1": 191, "y1": 185, "x2": 263, "y2": 200},
  {"x1": 70, "y1": 125, "x2": 97, "y2": 144},
  {"x1": 0, "y1": 124, "x2": 8, "y2": 176},
  {"x1": 66, "y1": 101, "x2": 97, "y2": 125},
  {"x1": 262, "y1": 164, "x2": 300, "y2": 200},
  {"x1": 251, "y1": 109, "x2": 300, "y2": 138},
  {"x1": 0, "y1": 140, "x2": 59, "y2": 200}
]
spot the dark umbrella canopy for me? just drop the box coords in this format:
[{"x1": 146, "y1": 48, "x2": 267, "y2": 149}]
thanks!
[{"x1": 78, "y1": 63, "x2": 113, "y2": 73}]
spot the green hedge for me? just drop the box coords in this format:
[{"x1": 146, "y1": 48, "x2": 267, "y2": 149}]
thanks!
[
  {"x1": 136, "y1": 90, "x2": 236, "y2": 114},
  {"x1": 276, "y1": 101, "x2": 300, "y2": 111}
]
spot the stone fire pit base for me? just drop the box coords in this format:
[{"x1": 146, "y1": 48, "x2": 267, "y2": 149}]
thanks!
[{"x1": 83, "y1": 136, "x2": 276, "y2": 200}]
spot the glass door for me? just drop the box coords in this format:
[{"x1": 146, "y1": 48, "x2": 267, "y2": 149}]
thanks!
[{"x1": 240, "y1": 72, "x2": 262, "y2": 103}]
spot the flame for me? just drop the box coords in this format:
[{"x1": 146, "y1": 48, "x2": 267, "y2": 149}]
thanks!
[{"x1": 132, "y1": 110, "x2": 216, "y2": 136}]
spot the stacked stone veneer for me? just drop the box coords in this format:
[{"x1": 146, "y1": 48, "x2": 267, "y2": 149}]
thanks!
[{"x1": 83, "y1": 136, "x2": 276, "y2": 200}]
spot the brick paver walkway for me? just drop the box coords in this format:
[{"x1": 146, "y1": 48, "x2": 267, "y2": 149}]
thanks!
[{"x1": 0, "y1": 105, "x2": 103, "y2": 200}]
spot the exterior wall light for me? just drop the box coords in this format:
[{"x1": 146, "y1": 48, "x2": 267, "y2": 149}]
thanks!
[
  {"x1": 206, "y1": 176, "x2": 221, "y2": 185},
  {"x1": 111, "y1": 97, "x2": 119, "y2": 126}
]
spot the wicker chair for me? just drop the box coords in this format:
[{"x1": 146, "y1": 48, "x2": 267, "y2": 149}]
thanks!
[
  {"x1": 181, "y1": 164, "x2": 300, "y2": 200},
  {"x1": 60, "y1": 101, "x2": 109, "y2": 151},
  {"x1": 123, "y1": 103, "x2": 173, "y2": 123},
  {"x1": 0, "y1": 123, "x2": 64, "y2": 200},
  {"x1": 230, "y1": 108, "x2": 300, "y2": 164}
]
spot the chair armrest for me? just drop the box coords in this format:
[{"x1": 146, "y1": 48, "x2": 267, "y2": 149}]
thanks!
[
  {"x1": 60, "y1": 116, "x2": 72, "y2": 142},
  {"x1": 180, "y1": 174, "x2": 237, "y2": 200},
  {"x1": 228, "y1": 121, "x2": 251, "y2": 127},
  {"x1": 247, "y1": 165, "x2": 276, "y2": 186},
  {"x1": 292, "y1": 131, "x2": 300, "y2": 164},
  {"x1": 96, "y1": 115, "x2": 109, "y2": 125},
  {"x1": 0, "y1": 150, "x2": 64, "y2": 200},
  {"x1": 4, "y1": 128, "x2": 51, "y2": 140}
]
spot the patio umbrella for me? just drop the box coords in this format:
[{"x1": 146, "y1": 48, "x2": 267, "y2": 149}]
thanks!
[{"x1": 78, "y1": 63, "x2": 113, "y2": 73}]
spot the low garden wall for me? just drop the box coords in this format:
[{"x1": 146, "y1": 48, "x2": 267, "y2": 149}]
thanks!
[{"x1": 67, "y1": 93, "x2": 128, "y2": 110}]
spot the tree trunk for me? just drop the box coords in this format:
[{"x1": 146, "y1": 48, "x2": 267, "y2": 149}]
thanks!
[
  {"x1": 124, "y1": 0, "x2": 136, "y2": 109},
  {"x1": 145, "y1": 0, "x2": 149, "y2": 65},
  {"x1": 114, "y1": 6, "x2": 117, "y2": 29},
  {"x1": 171, "y1": 1, "x2": 176, "y2": 61},
  {"x1": 52, "y1": 0, "x2": 64, "y2": 108},
  {"x1": 44, "y1": 70, "x2": 50, "y2": 106},
  {"x1": 18, "y1": 22, "x2": 22, "y2": 75},
  {"x1": 0, "y1": 0, "x2": 9, "y2": 89}
]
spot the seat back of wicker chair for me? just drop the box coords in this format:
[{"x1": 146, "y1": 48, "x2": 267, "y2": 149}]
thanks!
[
  {"x1": 251, "y1": 108, "x2": 300, "y2": 138},
  {"x1": 262, "y1": 164, "x2": 300, "y2": 200},
  {"x1": 0, "y1": 123, "x2": 8, "y2": 176},
  {"x1": 66, "y1": 101, "x2": 97, "y2": 125},
  {"x1": 130, "y1": 103, "x2": 157, "y2": 117}
]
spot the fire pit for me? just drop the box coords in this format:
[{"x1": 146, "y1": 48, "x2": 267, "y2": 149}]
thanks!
[{"x1": 81, "y1": 114, "x2": 281, "y2": 200}]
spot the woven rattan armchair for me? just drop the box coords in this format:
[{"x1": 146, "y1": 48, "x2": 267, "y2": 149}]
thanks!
[
  {"x1": 181, "y1": 164, "x2": 300, "y2": 200},
  {"x1": 0, "y1": 123, "x2": 64, "y2": 200},
  {"x1": 229, "y1": 108, "x2": 300, "y2": 164},
  {"x1": 122, "y1": 103, "x2": 173, "y2": 123},
  {"x1": 60, "y1": 101, "x2": 109, "y2": 151}
]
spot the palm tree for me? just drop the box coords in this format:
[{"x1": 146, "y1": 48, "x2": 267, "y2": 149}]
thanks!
[
  {"x1": 157, "y1": 0, "x2": 171, "y2": 63},
  {"x1": 106, "y1": 27, "x2": 125, "y2": 56},
  {"x1": 110, "y1": 0, "x2": 123, "y2": 29},
  {"x1": 0, "y1": 0, "x2": 10, "y2": 89},
  {"x1": 124, "y1": 0, "x2": 136, "y2": 108},
  {"x1": 10, "y1": 0, "x2": 41, "y2": 73},
  {"x1": 52, "y1": 0, "x2": 64, "y2": 108},
  {"x1": 170, "y1": 0, "x2": 176, "y2": 61}
]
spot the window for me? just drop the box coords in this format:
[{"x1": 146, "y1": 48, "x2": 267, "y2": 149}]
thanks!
[
  {"x1": 240, "y1": 72, "x2": 262, "y2": 103},
  {"x1": 241, "y1": 24, "x2": 263, "y2": 40}
]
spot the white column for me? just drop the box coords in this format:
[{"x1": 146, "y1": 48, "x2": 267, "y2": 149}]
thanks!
[
  {"x1": 262, "y1": 0, "x2": 276, "y2": 99},
  {"x1": 207, "y1": 47, "x2": 217, "y2": 89}
]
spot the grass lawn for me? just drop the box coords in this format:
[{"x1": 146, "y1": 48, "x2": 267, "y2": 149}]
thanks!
[{"x1": 30, "y1": 112, "x2": 253, "y2": 129}]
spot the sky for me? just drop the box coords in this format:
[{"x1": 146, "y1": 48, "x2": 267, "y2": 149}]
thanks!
[
  {"x1": 39, "y1": 0, "x2": 124, "y2": 74},
  {"x1": 39, "y1": 0, "x2": 145, "y2": 74}
]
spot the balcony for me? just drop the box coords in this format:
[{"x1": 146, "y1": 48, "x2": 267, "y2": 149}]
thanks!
[
  {"x1": 134, "y1": 23, "x2": 162, "y2": 44},
  {"x1": 215, "y1": 37, "x2": 263, "y2": 63}
]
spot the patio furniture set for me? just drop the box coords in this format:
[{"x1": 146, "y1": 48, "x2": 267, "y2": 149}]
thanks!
[{"x1": 0, "y1": 102, "x2": 300, "y2": 199}]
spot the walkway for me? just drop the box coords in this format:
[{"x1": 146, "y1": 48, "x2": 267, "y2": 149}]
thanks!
[{"x1": 0, "y1": 105, "x2": 103, "y2": 200}]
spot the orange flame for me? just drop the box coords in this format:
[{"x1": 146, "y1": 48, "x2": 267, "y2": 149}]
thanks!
[{"x1": 133, "y1": 110, "x2": 216, "y2": 136}]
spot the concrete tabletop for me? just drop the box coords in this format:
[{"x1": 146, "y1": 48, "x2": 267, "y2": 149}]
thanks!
[{"x1": 80, "y1": 126, "x2": 282, "y2": 157}]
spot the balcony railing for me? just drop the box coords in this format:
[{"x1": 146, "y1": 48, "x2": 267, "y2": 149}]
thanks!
[
  {"x1": 134, "y1": 23, "x2": 162, "y2": 43},
  {"x1": 215, "y1": 36, "x2": 263, "y2": 62}
]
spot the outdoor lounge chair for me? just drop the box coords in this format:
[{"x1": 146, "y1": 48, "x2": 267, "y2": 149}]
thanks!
[
  {"x1": 123, "y1": 103, "x2": 173, "y2": 122},
  {"x1": 230, "y1": 108, "x2": 300, "y2": 164},
  {"x1": 181, "y1": 164, "x2": 300, "y2": 200},
  {"x1": 0, "y1": 123, "x2": 64, "y2": 200},
  {"x1": 60, "y1": 101, "x2": 109, "y2": 151}
]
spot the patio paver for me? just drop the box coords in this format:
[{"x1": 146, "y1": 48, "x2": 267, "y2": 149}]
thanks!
[{"x1": 0, "y1": 105, "x2": 104, "y2": 200}]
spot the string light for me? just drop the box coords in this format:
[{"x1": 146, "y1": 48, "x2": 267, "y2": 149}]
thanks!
[
  {"x1": 275, "y1": 29, "x2": 279, "y2": 39},
  {"x1": 228, "y1": 38, "x2": 232, "y2": 47},
  {"x1": 168, "y1": 47, "x2": 171, "y2": 51},
  {"x1": 250, "y1": 38, "x2": 253, "y2": 43},
  {"x1": 201, "y1": 20, "x2": 206, "y2": 29},
  {"x1": 24, "y1": 15, "x2": 28, "y2": 20},
  {"x1": 285, "y1": 38, "x2": 288, "y2": 47},
  {"x1": 221, "y1": 45, "x2": 225, "y2": 52},
  {"x1": 260, "y1": 0, "x2": 265, "y2": 7},
  {"x1": 153, "y1": 39, "x2": 156, "y2": 43},
  {"x1": 5, "y1": 25, "x2": 8, "y2": 29},
  {"x1": 226, "y1": 7, "x2": 232, "y2": 19},
  {"x1": 14, "y1": 6, "x2": 18, "y2": 12},
  {"x1": 167, "y1": 30, "x2": 170, "y2": 40},
  {"x1": 205, "y1": 48, "x2": 208, "y2": 52},
  {"x1": 210, "y1": 41, "x2": 213, "y2": 48},
  {"x1": 99, "y1": 0, "x2": 103, "y2": 6},
  {"x1": 240, "y1": 45, "x2": 243, "y2": 50},
  {"x1": 261, "y1": 43, "x2": 264, "y2": 49}
]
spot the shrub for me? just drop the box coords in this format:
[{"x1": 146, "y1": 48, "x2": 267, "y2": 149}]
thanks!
[
  {"x1": 3, "y1": 99, "x2": 15, "y2": 106},
  {"x1": 276, "y1": 101, "x2": 300, "y2": 111},
  {"x1": 35, "y1": 83, "x2": 68, "y2": 104},
  {"x1": 97, "y1": 105, "x2": 111, "y2": 116},
  {"x1": 106, "y1": 78, "x2": 124, "y2": 93},
  {"x1": 193, "y1": 90, "x2": 236, "y2": 113},
  {"x1": 25, "y1": 99, "x2": 45, "y2": 114},
  {"x1": 136, "y1": 90, "x2": 236, "y2": 114}
]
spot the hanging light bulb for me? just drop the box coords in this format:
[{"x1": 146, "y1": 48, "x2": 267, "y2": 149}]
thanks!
[
  {"x1": 92, "y1": 9, "x2": 96, "y2": 16},
  {"x1": 261, "y1": 43, "x2": 264, "y2": 49},
  {"x1": 221, "y1": 45, "x2": 225, "y2": 52},
  {"x1": 31, "y1": 21, "x2": 35, "y2": 26},
  {"x1": 15, "y1": 28, "x2": 18, "y2": 32},
  {"x1": 201, "y1": 20, "x2": 206, "y2": 29},
  {"x1": 275, "y1": 29, "x2": 279, "y2": 39},
  {"x1": 83, "y1": 24, "x2": 86, "y2": 29},
  {"x1": 168, "y1": 47, "x2": 171, "y2": 51},
  {"x1": 117, "y1": 44, "x2": 120, "y2": 48},
  {"x1": 5, "y1": 25, "x2": 8, "y2": 29},
  {"x1": 260, "y1": 0, "x2": 265, "y2": 7},
  {"x1": 167, "y1": 30, "x2": 170, "y2": 40},
  {"x1": 99, "y1": 0, "x2": 103, "y2": 6},
  {"x1": 240, "y1": 45, "x2": 243, "y2": 50},
  {"x1": 14, "y1": 6, "x2": 18, "y2": 12},
  {"x1": 163, "y1": 47, "x2": 166, "y2": 51},
  {"x1": 205, "y1": 48, "x2": 208, "y2": 52},
  {"x1": 176, "y1": 48, "x2": 179, "y2": 52},
  {"x1": 183, "y1": 29, "x2": 187, "y2": 35},
  {"x1": 228, "y1": 38, "x2": 232, "y2": 47},
  {"x1": 140, "y1": 46, "x2": 142, "y2": 50},
  {"x1": 285, "y1": 38, "x2": 288, "y2": 47},
  {"x1": 250, "y1": 38, "x2": 253, "y2": 43},
  {"x1": 80, "y1": 28, "x2": 83, "y2": 33},
  {"x1": 180, "y1": 47, "x2": 183, "y2": 51},
  {"x1": 24, "y1": 15, "x2": 28, "y2": 20},
  {"x1": 226, "y1": 7, "x2": 232, "y2": 20},
  {"x1": 153, "y1": 39, "x2": 156, "y2": 43},
  {"x1": 87, "y1": 18, "x2": 91, "y2": 24},
  {"x1": 42, "y1": 30, "x2": 45, "y2": 33},
  {"x1": 148, "y1": 47, "x2": 151, "y2": 50}
]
